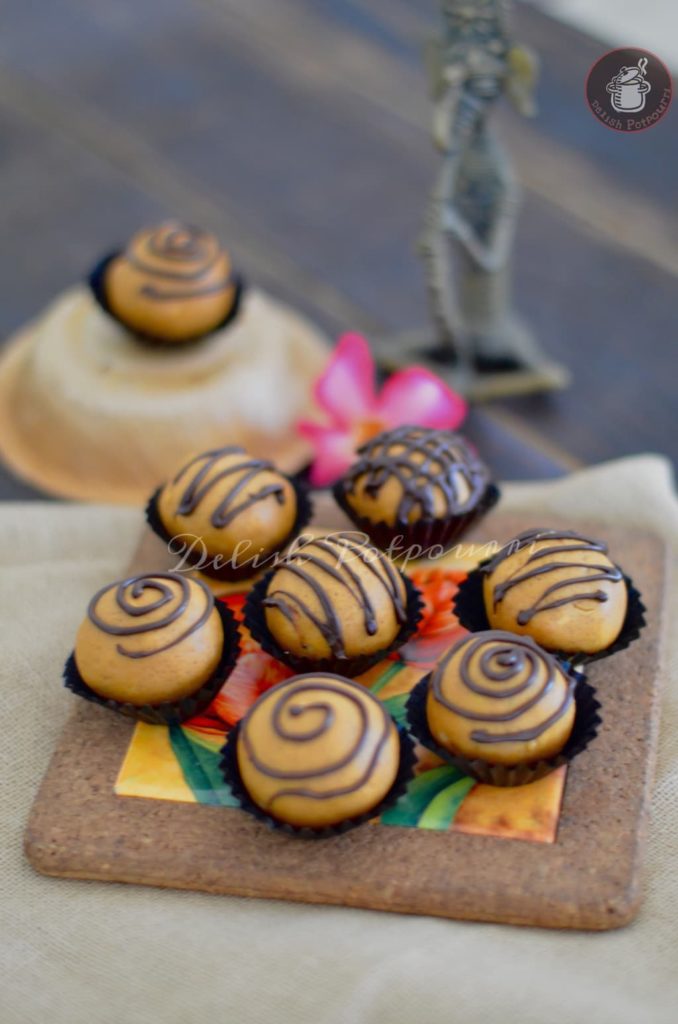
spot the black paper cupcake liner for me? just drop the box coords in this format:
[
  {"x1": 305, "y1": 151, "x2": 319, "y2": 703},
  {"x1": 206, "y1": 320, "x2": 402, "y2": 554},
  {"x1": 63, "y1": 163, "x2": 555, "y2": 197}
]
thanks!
[
  {"x1": 219, "y1": 719, "x2": 417, "y2": 838},
  {"x1": 405, "y1": 668, "x2": 600, "y2": 787},
  {"x1": 145, "y1": 476, "x2": 314, "y2": 583},
  {"x1": 87, "y1": 251, "x2": 246, "y2": 346},
  {"x1": 332, "y1": 481, "x2": 501, "y2": 559},
  {"x1": 63, "y1": 599, "x2": 241, "y2": 725},
  {"x1": 453, "y1": 561, "x2": 646, "y2": 668},
  {"x1": 243, "y1": 569, "x2": 424, "y2": 677}
]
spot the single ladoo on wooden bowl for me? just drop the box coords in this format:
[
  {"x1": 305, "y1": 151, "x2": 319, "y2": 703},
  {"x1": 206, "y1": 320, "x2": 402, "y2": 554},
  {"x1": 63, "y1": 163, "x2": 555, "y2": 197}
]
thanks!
[
  {"x1": 0, "y1": 220, "x2": 329, "y2": 503},
  {"x1": 91, "y1": 221, "x2": 242, "y2": 345}
]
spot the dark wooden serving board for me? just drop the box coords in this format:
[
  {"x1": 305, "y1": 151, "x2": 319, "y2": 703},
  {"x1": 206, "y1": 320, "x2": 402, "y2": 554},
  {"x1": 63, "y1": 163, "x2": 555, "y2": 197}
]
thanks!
[{"x1": 25, "y1": 509, "x2": 669, "y2": 929}]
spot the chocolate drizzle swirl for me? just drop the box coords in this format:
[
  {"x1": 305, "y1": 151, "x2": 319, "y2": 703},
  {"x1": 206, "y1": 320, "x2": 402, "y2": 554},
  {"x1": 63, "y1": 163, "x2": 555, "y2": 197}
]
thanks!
[
  {"x1": 172, "y1": 446, "x2": 287, "y2": 528},
  {"x1": 262, "y1": 533, "x2": 407, "y2": 659},
  {"x1": 239, "y1": 674, "x2": 393, "y2": 808},
  {"x1": 126, "y1": 223, "x2": 234, "y2": 301},
  {"x1": 481, "y1": 528, "x2": 623, "y2": 625},
  {"x1": 341, "y1": 425, "x2": 490, "y2": 522},
  {"x1": 431, "y1": 632, "x2": 575, "y2": 744},
  {"x1": 87, "y1": 572, "x2": 214, "y2": 659}
]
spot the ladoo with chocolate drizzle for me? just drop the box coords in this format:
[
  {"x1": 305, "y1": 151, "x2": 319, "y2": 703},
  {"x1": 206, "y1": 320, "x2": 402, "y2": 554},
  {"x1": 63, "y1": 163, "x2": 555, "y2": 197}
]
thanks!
[
  {"x1": 171, "y1": 446, "x2": 287, "y2": 528},
  {"x1": 342, "y1": 425, "x2": 489, "y2": 521},
  {"x1": 263, "y1": 533, "x2": 407, "y2": 659},
  {"x1": 482, "y1": 528, "x2": 623, "y2": 626},
  {"x1": 127, "y1": 223, "x2": 235, "y2": 302},
  {"x1": 87, "y1": 572, "x2": 214, "y2": 659},
  {"x1": 431, "y1": 632, "x2": 575, "y2": 745},
  {"x1": 239, "y1": 674, "x2": 394, "y2": 810}
]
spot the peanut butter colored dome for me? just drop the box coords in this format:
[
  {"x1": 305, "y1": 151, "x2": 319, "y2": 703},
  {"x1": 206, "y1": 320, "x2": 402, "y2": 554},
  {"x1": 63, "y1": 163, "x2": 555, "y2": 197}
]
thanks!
[
  {"x1": 156, "y1": 446, "x2": 298, "y2": 575},
  {"x1": 426, "y1": 631, "x2": 576, "y2": 766},
  {"x1": 481, "y1": 528, "x2": 627, "y2": 654},
  {"x1": 338, "y1": 426, "x2": 491, "y2": 528},
  {"x1": 237, "y1": 673, "x2": 400, "y2": 828},
  {"x1": 263, "y1": 533, "x2": 408, "y2": 662},
  {"x1": 104, "y1": 222, "x2": 237, "y2": 342},
  {"x1": 74, "y1": 573, "x2": 224, "y2": 706}
]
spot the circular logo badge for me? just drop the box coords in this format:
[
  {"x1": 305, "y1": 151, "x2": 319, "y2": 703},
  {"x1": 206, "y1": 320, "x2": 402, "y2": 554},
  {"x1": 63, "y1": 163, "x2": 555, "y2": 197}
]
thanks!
[{"x1": 586, "y1": 48, "x2": 672, "y2": 132}]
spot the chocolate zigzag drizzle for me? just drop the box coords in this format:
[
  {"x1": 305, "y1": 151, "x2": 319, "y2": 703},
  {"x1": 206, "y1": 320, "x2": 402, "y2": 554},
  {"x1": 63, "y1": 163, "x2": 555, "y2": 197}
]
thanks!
[
  {"x1": 127, "y1": 223, "x2": 234, "y2": 301},
  {"x1": 87, "y1": 572, "x2": 214, "y2": 659},
  {"x1": 262, "y1": 533, "x2": 407, "y2": 659},
  {"x1": 342, "y1": 425, "x2": 489, "y2": 521},
  {"x1": 481, "y1": 528, "x2": 623, "y2": 625},
  {"x1": 172, "y1": 446, "x2": 287, "y2": 528},
  {"x1": 431, "y1": 632, "x2": 575, "y2": 744},
  {"x1": 240, "y1": 675, "x2": 393, "y2": 807}
]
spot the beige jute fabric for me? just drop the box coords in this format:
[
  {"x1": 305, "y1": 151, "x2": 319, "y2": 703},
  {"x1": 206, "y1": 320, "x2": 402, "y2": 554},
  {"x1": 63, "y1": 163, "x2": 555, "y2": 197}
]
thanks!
[{"x1": 1, "y1": 455, "x2": 676, "y2": 1024}]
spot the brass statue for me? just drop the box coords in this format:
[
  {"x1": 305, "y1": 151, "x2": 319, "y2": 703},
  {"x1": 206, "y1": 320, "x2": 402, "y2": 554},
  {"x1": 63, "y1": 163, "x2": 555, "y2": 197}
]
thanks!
[{"x1": 378, "y1": 0, "x2": 569, "y2": 399}]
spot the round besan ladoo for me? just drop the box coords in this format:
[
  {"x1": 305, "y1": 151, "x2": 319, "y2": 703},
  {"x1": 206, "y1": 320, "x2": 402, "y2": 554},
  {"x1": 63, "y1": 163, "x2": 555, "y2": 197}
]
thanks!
[
  {"x1": 104, "y1": 221, "x2": 238, "y2": 342},
  {"x1": 334, "y1": 425, "x2": 493, "y2": 553},
  {"x1": 339, "y1": 426, "x2": 490, "y2": 526},
  {"x1": 74, "y1": 572, "x2": 223, "y2": 706},
  {"x1": 262, "y1": 532, "x2": 408, "y2": 662},
  {"x1": 156, "y1": 445, "x2": 299, "y2": 576},
  {"x1": 426, "y1": 631, "x2": 576, "y2": 766},
  {"x1": 236, "y1": 673, "x2": 401, "y2": 828},
  {"x1": 481, "y1": 528, "x2": 627, "y2": 654}
]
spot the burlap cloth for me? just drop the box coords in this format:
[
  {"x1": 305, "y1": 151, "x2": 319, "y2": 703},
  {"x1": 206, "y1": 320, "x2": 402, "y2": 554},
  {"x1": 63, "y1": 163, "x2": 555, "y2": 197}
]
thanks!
[{"x1": 1, "y1": 455, "x2": 676, "y2": 1024}]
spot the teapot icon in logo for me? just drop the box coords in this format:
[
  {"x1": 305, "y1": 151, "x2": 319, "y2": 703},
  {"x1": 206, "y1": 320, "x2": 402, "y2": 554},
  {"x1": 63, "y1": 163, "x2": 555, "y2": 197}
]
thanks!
[{"x1": 606, "y1": 56, "x2": 651, "y2": 113}]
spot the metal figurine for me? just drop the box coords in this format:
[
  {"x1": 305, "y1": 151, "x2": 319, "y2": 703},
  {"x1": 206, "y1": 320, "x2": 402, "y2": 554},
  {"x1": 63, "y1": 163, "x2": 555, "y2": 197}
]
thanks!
[{"x1": 378, "y1": 0, "x2": 569, "y2": 399}]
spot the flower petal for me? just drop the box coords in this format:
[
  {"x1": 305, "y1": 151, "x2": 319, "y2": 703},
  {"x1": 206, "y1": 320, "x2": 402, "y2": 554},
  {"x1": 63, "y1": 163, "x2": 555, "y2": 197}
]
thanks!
[
  {"x1": 296, "y1": 420, "x2": 357, "y2": 487},
  {"x1": 313, "y1": 333, "x2": 377, "y2": 428},
  {"x1": 376, "y1": 367, "x2": 467, "y2": 430}
]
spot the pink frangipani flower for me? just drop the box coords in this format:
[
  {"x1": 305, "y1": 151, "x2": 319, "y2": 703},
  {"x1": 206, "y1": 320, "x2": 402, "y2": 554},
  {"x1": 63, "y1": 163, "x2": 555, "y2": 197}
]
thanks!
[{"x1": 297, "y1": 333, "x2": 467, "y2": 487}]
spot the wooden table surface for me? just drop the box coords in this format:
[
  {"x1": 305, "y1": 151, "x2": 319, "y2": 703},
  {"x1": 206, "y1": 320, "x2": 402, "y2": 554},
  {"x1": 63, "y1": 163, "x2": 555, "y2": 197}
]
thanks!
[{"x1": 0, "y1": 0, "x2": 675, "y2": 500}]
